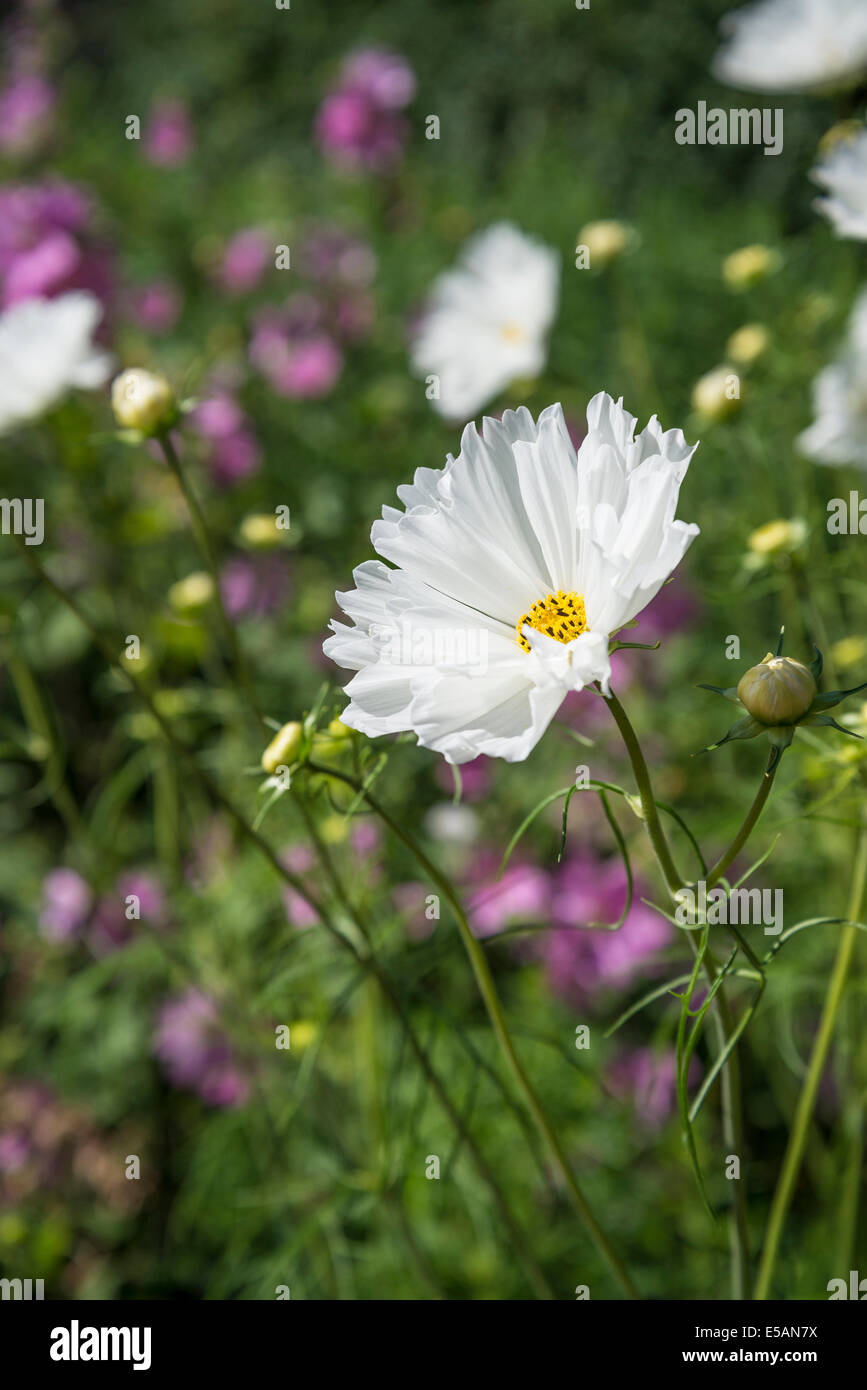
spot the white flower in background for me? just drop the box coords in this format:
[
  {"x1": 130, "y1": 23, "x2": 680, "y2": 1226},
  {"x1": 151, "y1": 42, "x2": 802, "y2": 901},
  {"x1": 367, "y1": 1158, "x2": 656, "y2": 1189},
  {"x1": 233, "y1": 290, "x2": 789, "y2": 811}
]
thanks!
[
  {"x1": 712, "y1": 0, "x2": 867, "y2": 94},
  {"x1": 0, "y1": 292, "x2": 112, "y2": 436},
  {"x1": 324, "y1": 394, "x2": 699, "y2": 764},
  {"x1": 798, "y1": 288, "x2": 867, "y2": 468},
  {"x1": 410, "y1": 222, "x2": 560, "y2": 420},
  {"x1": 812, "y1": 128, "x2": 867, "y2": 241}
]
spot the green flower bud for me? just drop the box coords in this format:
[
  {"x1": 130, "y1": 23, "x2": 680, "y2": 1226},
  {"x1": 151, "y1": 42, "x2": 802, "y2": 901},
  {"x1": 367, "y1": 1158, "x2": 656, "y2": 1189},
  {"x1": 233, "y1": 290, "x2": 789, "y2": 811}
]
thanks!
[
  {"x1": 736, "y1": 654, "x2": 817, "y2": 726},
  {"x1": 261, "y1": 721, "x2": 303, "y2": 774}
]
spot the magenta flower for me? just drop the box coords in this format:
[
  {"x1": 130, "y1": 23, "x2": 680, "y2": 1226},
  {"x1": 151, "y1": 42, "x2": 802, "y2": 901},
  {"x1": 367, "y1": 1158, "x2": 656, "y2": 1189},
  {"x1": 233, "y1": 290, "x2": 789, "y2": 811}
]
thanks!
[
  {"x1": 0, "y1": 179, "x2": 113, "y2": 309},
  {"x1": 249, "y1": 307, "x2": 343, "y2": 399},
  {"x1": 144, "y1": 97, "x2": 193, "y2": 167},
  {"x1": 153, "y1": 990, "x2": 250, "y2": 1107},
  {"x1": 543, "y1": 855, "x2": 672, "y2": 1007},
  {"x1": 219, "y1": 228, "x2": 270, "y2": 295},
  {"x1": 38, "y1": 868, "x2": 92, "y2": 942},
  {"x1": 191, "y1": 391, "x2": 262, "y2": 487},
  {"x1": 315, "y1": 47, "x2": 415, "y2": 173},
  {"x1": 608, "y1": 1047, "x2": 700, "y2": 1131},
  {"x1": 467, "y1": 861, "x2": 550, "y2": 939},
  {"x1": 128, "y1": 278, "x2": 181, "y2": 333},
  {"x1": 88, "y1": 869, "x2": 166, "y2": 956},
  {"x1": 0, "y1": 72, "x2": 53, "y2": 155},
  {"x1": 220, "y1": 553, "x2": 289, "y2": 619},
  {"x1": 434, "y1": 755, "x2": 491, "y2": 802},
  {"x1": 281, "y1": 845, "x2": 320, "y2": 928}
]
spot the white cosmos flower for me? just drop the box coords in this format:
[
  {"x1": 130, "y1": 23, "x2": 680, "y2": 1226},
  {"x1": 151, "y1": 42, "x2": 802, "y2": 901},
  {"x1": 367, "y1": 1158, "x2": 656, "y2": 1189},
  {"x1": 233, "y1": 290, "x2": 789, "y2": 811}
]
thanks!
[
  {"x1": 812, "y1": 129, "x2": 867, "y2": 241},
  {"x1": 324, "y1": 393, "x2": 699, "y2": 764},
  {"x1": 798, "y1": 287, "x2": 867, "y2": 468},
  {"x1": 410, "y1": 222, "x2": 559, "y2": 421},
  {"x1": 712, "y1": 0, "x2": 867, "y2": 94},
  {"x1": 0, "y1": 292, "x2": 112, "y2": 436}
]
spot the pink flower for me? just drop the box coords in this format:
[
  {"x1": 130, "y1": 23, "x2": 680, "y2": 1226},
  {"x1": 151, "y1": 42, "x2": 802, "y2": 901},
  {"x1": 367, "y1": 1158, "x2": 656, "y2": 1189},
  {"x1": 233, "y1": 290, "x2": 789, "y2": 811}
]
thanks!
[
  {"x1": 153, "y1": 990, "x2": 250, "y2": 1107},
  {"x1": 39, "y1": 868, "x2": 92, "y2": 942},
  {"x1": 219, "y1": 228, "x2": 270, "y2": 295},
  {"x1": 220, "y1": 554, "x2": 289, "y2": 619},
  {"x1": 315, "y1": 48, "x2": 415, "y2": 173},
  {"x1": 191, "y1": 391, "x2": 262, "y2": 487},
  {"x1": 543, "y1": 855, "x2": 672, "y2": 1007},
  {"x1": 434, "y1": 755, "x2": 491, "y2": 802},
  {"x1": 144, "y1": 98, "x2": 193, "y2": 167},
  {"x1": 608, "y1": 1047, "x2": 700, "y2": 1131},
  {"x1": 0, "y1": 180, "x2": 113, "y2": 310},
  {"x1": 281, "y1": 845, "x2": 320, "y2": 928},
  {"x1": 250, "y1": 309, "x2": 343, "y2": 399},
  {"x1": 0, "y1": 72, "x2": 53, "y2": 155},
  {"x1": 128, "y1": 279, "x2": 181, "y2": 333},
  {"x1": 467, "y1": 862, "x2": 550, "y2": 939}
]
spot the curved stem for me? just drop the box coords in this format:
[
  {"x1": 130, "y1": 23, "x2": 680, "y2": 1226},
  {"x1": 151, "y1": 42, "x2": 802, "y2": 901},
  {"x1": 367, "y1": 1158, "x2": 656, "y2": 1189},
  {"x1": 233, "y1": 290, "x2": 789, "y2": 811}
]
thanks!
[
  {"x1": 704, "y1": 748, "x2": 780, "y2": 892},
  {"x1": 12, "y1": 539, "x2": 553, "y2": 1300},
  {"x1": 754, "y1": 820, "x2": 867, "y2": 1300},
  {"x1": 307, "y1": 760, "x2": 640, "y2": 1299},
  {"x1": 604, "y1": 689, "x2": 683, "y2": 894},
  {"x1": 156, "y1": 431, "x2": 263, "y2": 726}
]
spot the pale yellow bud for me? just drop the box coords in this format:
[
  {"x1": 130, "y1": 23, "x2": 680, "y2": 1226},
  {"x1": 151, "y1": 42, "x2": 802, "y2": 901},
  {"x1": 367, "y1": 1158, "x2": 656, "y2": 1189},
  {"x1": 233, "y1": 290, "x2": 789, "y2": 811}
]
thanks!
[
  {"x1": 831, "y1": 635, "x2": 867, "y2": 671},
  {"x1": 747, "y1": 517, "x2": 807, "y2": 556},
  {"x1": 691, "y1": 365, "x2": 742, "y2": 421},
  {"x1": 111, "y1": 368, "x2": 175, "y2": 433},
  {"x1": 737, "y1": 655, "x2": 817, "y2": 726},
  {"x1": 289, "y1": 1021, "x2": 317, "y2": 1053},
  {"x1": 726, "y1": 323, "x2": 770, "y2": 366},
  {"x1": 239, "y1": 514, "x2": 283, "y2": 550},
  {"x1": 577, "y1": 220, "x2": 633, "y2": 268},
  {"x1": 261, "y1": 721, "x2": 303, "y2": 774},
  {"x1": 722, "y1": 244, "x2": 781, "y2": 290},
  {"x1": 168, "y1": 571, "x2": 214, "y2": 614}
]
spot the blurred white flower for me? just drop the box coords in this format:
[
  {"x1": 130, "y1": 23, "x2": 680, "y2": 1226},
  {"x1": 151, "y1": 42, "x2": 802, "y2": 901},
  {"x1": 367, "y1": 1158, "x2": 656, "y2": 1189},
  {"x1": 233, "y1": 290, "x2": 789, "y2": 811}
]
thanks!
[
  {"x1": 798, "y1": 287, "x2": 867, "y2": 467},
  {"x1": 812, "y1": 128, "x2": 867, "y2": 241},
  {"x1": 411, "y1": 222, "x2": 559, "y2": 420},
  {"x1": 0, "y1": 292, "x2": 112, "y2": 436},
  {"x1": 324, "y1": 394, "x2": 698, "y2": 764},
  {"x1": 712, "y1": 0, "x2": 867, "y2": 94}
]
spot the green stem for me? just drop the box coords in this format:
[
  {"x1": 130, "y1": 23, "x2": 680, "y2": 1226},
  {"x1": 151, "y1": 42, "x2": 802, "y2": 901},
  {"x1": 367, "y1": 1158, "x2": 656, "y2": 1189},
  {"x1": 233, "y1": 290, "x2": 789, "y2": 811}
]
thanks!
[
  {"x1": 11, "y1": 536, "x2": 553, "y2": 1301},
  {"x1": 754, "y1": 820, "x2": 867, "y2": 1300},
  {"x1": 606, "y1": 688, "x2": 767, "y2": 1300},
  {"x1": 156, "y1": 430, "x2": 263, "y2": 726},
  {"x1": 307, "y1": 760, "x2": 639, "y2": 1300},
  {"x1": 704, "y1": 748, "x2": 781, "y2": 892},
  {"x1": 604, "y1": 689, "x2": 682, "y2": 894}
]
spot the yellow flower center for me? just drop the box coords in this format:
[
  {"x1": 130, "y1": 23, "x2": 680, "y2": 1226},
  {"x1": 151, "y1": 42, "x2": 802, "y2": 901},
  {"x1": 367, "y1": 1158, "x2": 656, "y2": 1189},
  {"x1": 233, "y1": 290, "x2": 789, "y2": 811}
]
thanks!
[
  {"x1": 500, "y1": 321, "x2": 526, "y2": 343},
  {"x1": 516, "y1": 590, "x2": 587, "y2": 652}
]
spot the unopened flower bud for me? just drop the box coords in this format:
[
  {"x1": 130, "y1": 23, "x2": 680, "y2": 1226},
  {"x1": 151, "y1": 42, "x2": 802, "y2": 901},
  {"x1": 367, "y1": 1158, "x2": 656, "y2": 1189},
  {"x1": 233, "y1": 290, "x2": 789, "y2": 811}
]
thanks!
[
  {"x1": 261, "y1": 721, "x2": 303, "y2": 774},
  {"x1": 239, "y1": 514, "x2": 283, "y2": 550},
  {"x1": 112, "y1": 368, "x2": 175, "y2": 433},
  {"x1": 722, "y1": 244, "x2": 781, "y2": 290},
  {"x1": 726, "y1": 323, "x2": 769, "y2": 366},
  {"x1": 168, "y1": 571, "x2": 214, "y2": 614},
  {"x1": 747, "y1": 517, "x2": 807, "y2": 557},
  {"x1": 737, "y1": 654, "x2": 817, "y2": 726},
  {"x1": 577, "y1": 220, "x2": 634, "y2": 268},
  {"x1": 691, "y1": 365, "x2": 742, "y2": 421}
]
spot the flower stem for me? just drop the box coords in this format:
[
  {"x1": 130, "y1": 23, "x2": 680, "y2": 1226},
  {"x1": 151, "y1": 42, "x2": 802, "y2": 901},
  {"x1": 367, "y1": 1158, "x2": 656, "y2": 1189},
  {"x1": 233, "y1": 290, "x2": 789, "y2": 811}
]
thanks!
[
  {"x1": 605, "y1": 687, "x2": 769, "y2": 1300},
  {"x1": 307, "y1": 760, "x2": 640, "y2": 1299},
  {"x1": 754, "y1": 819, "x2": 867, "y2": 1300},
  {"x1": 704, "y1": 747, "x2": 781, "y2": 893},
  {"x1": 11, "y1": 537, "x2": 554, "y2": 1301},
  {"x1": 604, "y1": 689, "x2": 682, "y2": 893},
  {"x1": 156, "y1": 430, "x2": 263, "y2": 726}
]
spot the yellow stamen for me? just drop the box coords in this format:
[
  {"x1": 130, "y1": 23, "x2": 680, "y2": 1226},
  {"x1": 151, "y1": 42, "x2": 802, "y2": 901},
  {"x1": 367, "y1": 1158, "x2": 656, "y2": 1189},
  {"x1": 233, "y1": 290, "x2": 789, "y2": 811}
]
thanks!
[
  {"x1": 516, "y1": 590, "x2": 587, "y2": 653},
  {"x1": 500, "y1": 321, "x2": 525, "y2": 343}
]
